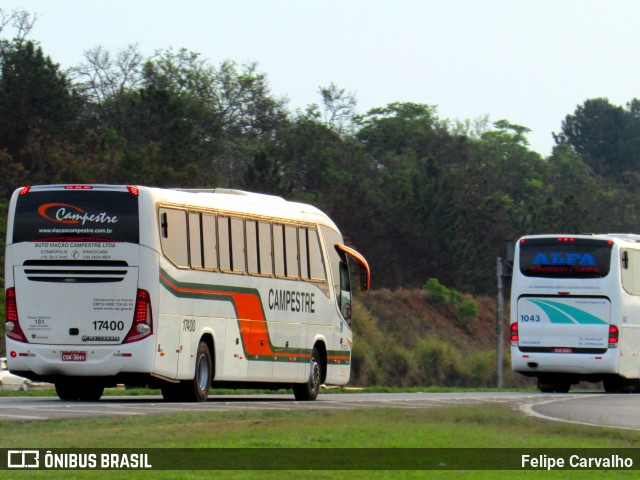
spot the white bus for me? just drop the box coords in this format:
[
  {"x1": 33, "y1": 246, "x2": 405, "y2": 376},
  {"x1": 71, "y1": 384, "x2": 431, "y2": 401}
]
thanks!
[
  {"x1": 4, "y1": 185, "x2": 370, "y2": 402},
  {"x1": 511, "y1": 234, "x2": 640, "y2": 393}
]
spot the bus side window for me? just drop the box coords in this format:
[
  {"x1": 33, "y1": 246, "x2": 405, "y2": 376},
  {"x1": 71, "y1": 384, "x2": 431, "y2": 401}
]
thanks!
[
  {"x1": 308, "y1": 229, "x2": 326, "y2": 281},
  {"x1": 230, "y1": 217, "x2": 246, "y2": 273},
  {"x1": 218, "y1": 216, "x2": 231, "y2": 271},
  {"x1": 622, "y1": 249, "x2": 640, "y2": 295},
  {"x1": 273, "y1": 224, "x2": 286, "y2": 277},
  {"x1": 159, "y1": 208, "x2": 188, "y2": 267},
  {"x1": 258, "y1": 221, "x2": 273, "y2": 275},
  {"x1": 188, "y1": 212, "x2": 203, "y2": 269},
  {"x1": 202, "y1": 214, "x2": 218, "y2": 270},
  {"x1": 246, "y1": 220, "x2": 259, "y2": 274},
  {"x1": 299, "y1": 228, "x2": 310, "y2": 279},
  {"x1": 285, "y1": 224, "x2": 299, "y2": 279}
]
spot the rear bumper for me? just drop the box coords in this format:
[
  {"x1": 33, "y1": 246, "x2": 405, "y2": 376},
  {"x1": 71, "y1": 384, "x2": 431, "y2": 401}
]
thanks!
[
  {"x1": 5, "y1": 337, "x2": 155, "y2": 380},
  {"x1": 511, "y1": 347, "x2": 618, "y2": 375}
]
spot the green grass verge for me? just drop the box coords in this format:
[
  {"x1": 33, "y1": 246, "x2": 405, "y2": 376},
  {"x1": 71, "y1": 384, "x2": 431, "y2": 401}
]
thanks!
[
  {"x1": 0, "y1": 385, "x2": 541, "y2": 398},
  {"x1": 0, "y1": 405, "x2": 639, "y2": 479}
]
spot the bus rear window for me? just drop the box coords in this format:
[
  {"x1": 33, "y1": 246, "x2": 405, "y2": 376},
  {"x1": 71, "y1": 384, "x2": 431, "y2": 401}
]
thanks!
[
  {"x1": 519, "y1": 238, "x2": 612, "y2": 278},
  {"x1": 13, "y1": 190, "x2": 139, "y2": 243}
]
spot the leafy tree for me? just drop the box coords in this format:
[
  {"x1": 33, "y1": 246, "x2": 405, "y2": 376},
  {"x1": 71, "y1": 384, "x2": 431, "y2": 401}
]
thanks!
[
  {"x1": 555, "y1": 98, "x2": 640, "y2": 177},
  {"x1": 0, "y1": 38, "x2": 81, "y2": 194},
  {"x1": 356, "y1": 102, "x2": 438, "y2": 157}
]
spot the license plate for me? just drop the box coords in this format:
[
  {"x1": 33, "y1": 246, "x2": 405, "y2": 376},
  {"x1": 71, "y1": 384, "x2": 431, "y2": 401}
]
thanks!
[
  {"x1": 62, "y1": 351, "x2": 86, "y2": 361},
  {"x1": 554, "y1": 347, "x2": 573, "y2": 353}
]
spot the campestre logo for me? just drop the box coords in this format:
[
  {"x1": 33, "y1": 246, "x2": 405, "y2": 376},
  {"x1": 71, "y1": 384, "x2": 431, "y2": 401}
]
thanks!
[{"x1": 37, "y1": 203, "x2": 119, "y2": 226}]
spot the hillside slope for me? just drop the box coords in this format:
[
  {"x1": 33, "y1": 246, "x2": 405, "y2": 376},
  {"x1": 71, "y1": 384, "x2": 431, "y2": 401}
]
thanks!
[{"x1": 350, "y1": 288, "x2": 529, "y2": 388}]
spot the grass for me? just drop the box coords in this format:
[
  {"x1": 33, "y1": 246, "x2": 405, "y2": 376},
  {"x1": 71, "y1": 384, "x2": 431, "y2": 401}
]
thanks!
[
  {"x1": 1, "y1": 404, "x2": 640, "y2": 479},
  {"x1": 0, "y1": 385, "x2": 542, "y2": 398}
]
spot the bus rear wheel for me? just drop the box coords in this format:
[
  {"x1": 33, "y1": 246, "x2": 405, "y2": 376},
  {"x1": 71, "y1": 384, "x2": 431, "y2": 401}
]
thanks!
[
  {"x1": 604, "y1": 375, "x2": 640, "y2": 393},
  {"x1": 294, "y1": 347, "x2": 322, "y2": 401},
  {"x1": 79, "y1": 385, "x2": 104, "y2": 401},
  {"x1": 55, "y1": 382, "x2": 81, "y2": 401},
  {"x1": 185, "y1": 341, "x2": 212, "y2": 402},
  {"x1": 162, "y1": 340, "x2": 213, "y2": 403},
  {"x1": 56, "y1": 382, "x2": 104, "y2": 401},
  {"x1": 537, "y1": 375, "x2": 570, "y2": 393}
]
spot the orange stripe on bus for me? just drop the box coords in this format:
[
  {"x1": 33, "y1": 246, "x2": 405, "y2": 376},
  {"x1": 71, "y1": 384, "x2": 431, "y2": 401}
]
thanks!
[{"x1": 159, "y1": 272, "x2": 311, "y2": 360}]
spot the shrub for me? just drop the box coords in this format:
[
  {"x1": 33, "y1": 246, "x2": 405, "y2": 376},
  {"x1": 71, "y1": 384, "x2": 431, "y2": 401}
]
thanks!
[
  {"x1": 414, "y1": 338, "x2": 466, "y2": 386},
  {"x1": 424, "y1": 278, "x2": 450, "y2": 303},
  {"x1": 456, "y1": 297, "x2": 478, "y2": 321}
]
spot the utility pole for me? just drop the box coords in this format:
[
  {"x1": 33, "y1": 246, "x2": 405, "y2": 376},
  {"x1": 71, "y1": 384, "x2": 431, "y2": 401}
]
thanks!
[
  {"x1": 496, "y1": 257, "x2": 505, "y2": 389},
  {"x1": 496, "y1": 243, "x2": 514, "y2": 389}
]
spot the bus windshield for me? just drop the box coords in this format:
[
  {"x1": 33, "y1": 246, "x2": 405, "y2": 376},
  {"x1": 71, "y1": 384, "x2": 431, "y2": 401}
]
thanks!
[
  {"x1": 13, "y1": 189, "x2": 139, "y2": 243},
  {"x1": 519, "y1": 238, "x2": 613, "y2": 279}
]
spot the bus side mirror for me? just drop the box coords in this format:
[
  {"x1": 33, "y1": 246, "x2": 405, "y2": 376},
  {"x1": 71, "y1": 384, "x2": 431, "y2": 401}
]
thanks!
[
  {"x1": 335, "y1": 244, "x2": 370, "y2": 291},
  {"x1": 360, "y1": 269, "x2": 369, "y2": 291}
]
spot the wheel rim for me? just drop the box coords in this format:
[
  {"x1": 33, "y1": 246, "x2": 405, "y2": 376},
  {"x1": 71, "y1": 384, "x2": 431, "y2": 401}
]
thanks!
[
  {"x1": 197, "y1": 353, "x2": 209, "y2": 392},
  {"x1": 310, "y1": 358, "x2": 320, "y2": 391}
]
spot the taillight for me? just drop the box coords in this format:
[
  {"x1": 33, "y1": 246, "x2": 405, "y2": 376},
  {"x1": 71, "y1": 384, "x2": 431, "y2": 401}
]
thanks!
[
  {"x1": 608, "y1": 325, "x2": 619, "y2": 348},
  {"x1": 126, "y1": 186, "x2": 139, "y2": 196},
  {"x1": 510, "y1": 322, "x2": 519, "y2": 345},
  {"x1": 18, "y1": 186, "x2": 31, "y2": 195},
  {"x1": 5, "y1": 288, "x2": 28, "y2": 343},
  {"x1": 123, "y1": 289, "x2": 153, "y2": 343}
]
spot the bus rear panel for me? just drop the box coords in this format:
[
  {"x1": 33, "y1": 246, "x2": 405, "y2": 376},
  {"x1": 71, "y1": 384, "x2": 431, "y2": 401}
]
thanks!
[
  {"x1": 510, "y1": 235, "x2": 634, "y2": 393},
  {"x1": 5, "y1": 185, "x2": 156, "y2": 388}
]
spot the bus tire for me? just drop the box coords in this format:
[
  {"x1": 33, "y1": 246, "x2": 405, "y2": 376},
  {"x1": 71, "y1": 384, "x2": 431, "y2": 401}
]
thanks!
[
  {"x1": 55, "y1": 382, "x2": 82, "y2": 401},
  {"x1": 294, "y1": 347, "x2": 322, "y2": 401},
  {"x1": 185, "y1": 340, "x2": 213, "y2": 402},
  {"x1": 79, "y1": 385, "x2": 104, "y2": 401},
  {"x1": 619, "y1": 378, "x2": 640, "y2": 394},
  {"x1": 603, "y1": 375, "x2": 621, "y2": 393},
  {"x1": 537, "y1": 375, "x2": 570, "y2": 393},
  {"x1": 160, "y1": 382, "x2": 184, "y2": 402}
]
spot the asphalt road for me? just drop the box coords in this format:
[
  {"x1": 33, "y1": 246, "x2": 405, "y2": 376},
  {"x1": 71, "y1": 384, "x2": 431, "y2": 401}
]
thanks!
[{"x1": 1, "y1": 391, "x2": 634, "y2": 429}]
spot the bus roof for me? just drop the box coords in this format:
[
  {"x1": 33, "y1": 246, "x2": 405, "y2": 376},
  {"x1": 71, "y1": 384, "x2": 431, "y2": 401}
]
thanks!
[
  {"x1": 518, "y1": 233, "x2": 640, "y2": 245},
  {"x1": 14, "y1": 184, "x2": 340, "y2": 232}
]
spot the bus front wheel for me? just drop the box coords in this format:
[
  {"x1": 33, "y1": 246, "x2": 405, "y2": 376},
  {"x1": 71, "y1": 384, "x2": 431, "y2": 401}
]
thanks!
[{"x1": 294, "y1": 347, "x2": 322, "y2": 401}]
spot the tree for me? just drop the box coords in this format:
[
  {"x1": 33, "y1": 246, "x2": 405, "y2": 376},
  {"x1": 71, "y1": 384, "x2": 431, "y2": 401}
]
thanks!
[
  {"x1": 554, "y1": 98, "x2": 638, "y2": 177},
  {"x1": 317, "y1": 82, "x2": 357, "y2": 135},
  {"x1": 356, "y1": 102, "x2": 438, "y2": 158},
  {"x1": 70, "y1": 44, "x2": 144, "y2": 106},
  {"x1": 0, "y1": 39, "x2": 80, "y2": 191}
]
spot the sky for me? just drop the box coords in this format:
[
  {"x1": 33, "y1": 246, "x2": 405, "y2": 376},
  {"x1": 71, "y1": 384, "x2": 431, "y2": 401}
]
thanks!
[{"x1": 2, "y1": 0, "x2": 640, "y2": 157}]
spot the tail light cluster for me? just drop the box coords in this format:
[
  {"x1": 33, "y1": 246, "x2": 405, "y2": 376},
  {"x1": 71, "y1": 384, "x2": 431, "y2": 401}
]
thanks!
[
  {"x1": 510, "y1": 322, "x2": 518, "y2": 345},
  {"x1": 123, "y1": 289, "x2": 153, "y2": 343},
  {"x1": 608, "y1": 325, "x2": 619, "y2": 348},
  {"x1": 5, "y1": 287, "x2": 27, "y2": 343}
]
